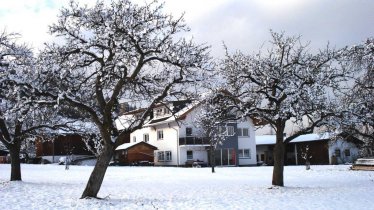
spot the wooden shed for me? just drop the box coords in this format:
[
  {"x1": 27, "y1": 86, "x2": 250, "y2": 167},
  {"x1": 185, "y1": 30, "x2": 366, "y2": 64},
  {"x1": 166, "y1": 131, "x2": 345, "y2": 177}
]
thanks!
[{"x1": 115, "y1": 142, "x2": 158, "y2": 165}]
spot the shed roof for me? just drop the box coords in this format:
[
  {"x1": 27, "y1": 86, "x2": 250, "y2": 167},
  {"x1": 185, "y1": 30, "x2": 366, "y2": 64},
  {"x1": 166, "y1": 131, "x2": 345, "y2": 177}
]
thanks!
[
  {"x1": 115, "y1": 141, "x2": 158, "y2": 151},
  {"x1": 256, "y1": 133, "x2": 330, "y2": 145}
]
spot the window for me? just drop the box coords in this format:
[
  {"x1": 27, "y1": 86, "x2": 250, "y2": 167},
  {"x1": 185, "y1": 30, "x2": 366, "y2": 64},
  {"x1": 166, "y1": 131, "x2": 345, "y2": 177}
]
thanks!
[
  {"x1": 157, "y1": 130, "x2": 164, "y2": 140},
  {"x1": 219, "y1": 126, "x2": 227, "y2": 135},
  {"x1": 227, "y1": 126, "x2": 234, "y2": 136},
  {"x1": 237, "y1": 128, "x2": 242, "y2": 136},
  {"x1": 344, "y1": 149, "x2": 351, "y2": 157},
  {"x1": 187, "y1": 150, "x2": 193, "y2": 160},
  {"x1": 335, "y1": 149, "x2": 341, "y2": 157},
  {"x1": 157, "y1": 151, "x2": 172, "y2": 162},
  {"x1": 133, "y1": 136, "x2": 136, "y2": 143},
  {"x1": 186, "y1": 127, "x2": 193, "y2": 136},
  {"x1": 143, "y1": 133, "x2": 149, "y2": 142},
  {"x1": 219, "y1": 126, "x2": 234, "y2": 136},
  {"x1": 238, "y1": 149, "x2": 251, "y2": 159},
  {"x1": 237, "y1": 128, "x2": 249, "y2": 137},
  {"x1": 155, "y1": 107, "x2": 171, "y2": 117},
  {"x1": 165, "y1": 151, "x2": 172, "y2": 161},
  {"x1": 157, "y1": 151, "x2": 165, "y2": 162},
  {"x1": 155, "y1": 108, "x2": 163, "y2": 117},
  {"x1": 242, "y1": 128, "x2": 249, "y2": 136}
]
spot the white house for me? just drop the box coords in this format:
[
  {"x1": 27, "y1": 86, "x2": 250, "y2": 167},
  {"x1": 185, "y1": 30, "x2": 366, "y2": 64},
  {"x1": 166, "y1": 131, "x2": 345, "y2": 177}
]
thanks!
[{"x1": 117, "y1": 100, "x2": 257, "y2": 167}]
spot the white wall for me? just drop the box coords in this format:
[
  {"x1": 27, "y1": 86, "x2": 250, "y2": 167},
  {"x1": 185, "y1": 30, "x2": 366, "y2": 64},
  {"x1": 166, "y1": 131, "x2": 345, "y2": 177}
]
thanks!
[
  {"x1": 328, "y1": 139, "x2": 360, "y2": 164},
  {"x1": 179, "y1": 146, "x2": 208, "y2": 164},
  {"x1": 238, "y1": 118, "x2": 257, "y2": 165},
  {"x1": 152, "y1": 122, "x2": 179, "y2": 166},
  {"x1": 131, "y1": 127, "x2": 152, "y2": 143},
  {"x1": 130, "y1": 122, "x2": 179, "y2": 166},
  {"x1": 177, "y1": 106, "x2": 209, "y2": 165},
  {"x1": 178, "y1": 105, "x2": 204, "y2": 138}
]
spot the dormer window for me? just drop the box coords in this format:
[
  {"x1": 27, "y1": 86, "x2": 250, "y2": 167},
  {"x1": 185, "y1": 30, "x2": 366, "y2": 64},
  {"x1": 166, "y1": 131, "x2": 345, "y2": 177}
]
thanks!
[
  {"x1": 155, "y1": 108, "x2": 163, "y2": 117},
  {"x1": 154, "y1": 106, "x2": 172, "y2": 118}
]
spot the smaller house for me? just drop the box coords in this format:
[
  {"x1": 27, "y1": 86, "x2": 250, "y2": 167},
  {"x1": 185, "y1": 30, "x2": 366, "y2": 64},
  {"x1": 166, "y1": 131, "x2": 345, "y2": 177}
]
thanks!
[
  {"x1": 256, "y1": 133, "x2": 361, "y2": 165},
  {"x1": 115, "y1": 141, "x2": 158, "y2": 165}
]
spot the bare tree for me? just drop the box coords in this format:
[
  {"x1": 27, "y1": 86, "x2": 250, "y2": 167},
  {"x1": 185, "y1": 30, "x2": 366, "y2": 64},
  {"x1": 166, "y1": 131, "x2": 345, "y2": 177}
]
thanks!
[
  {"x1": 0, "y1": 31, "x2": 74, "y2": 181},
  {"x1": 300, "y1": 145, "x2": 312, "y2": 170},
  {"x1": 194, "y1": 90, "x2": 234, "y2": 173},
  {"x1": 39, "y1": 0, "x2": 210, "y2": 198},
  {"x1": 338, "y1": 38, "x2": 374, "y2": 157},
  {"x1": 220, "y1": 31, "x2": 353, "y2": 186}
]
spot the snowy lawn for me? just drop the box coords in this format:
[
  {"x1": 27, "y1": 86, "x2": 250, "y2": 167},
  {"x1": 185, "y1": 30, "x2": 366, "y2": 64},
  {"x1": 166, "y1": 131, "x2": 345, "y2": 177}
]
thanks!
[{"x1": 0, "y1": 164, "x2": 373, "y2": 210}]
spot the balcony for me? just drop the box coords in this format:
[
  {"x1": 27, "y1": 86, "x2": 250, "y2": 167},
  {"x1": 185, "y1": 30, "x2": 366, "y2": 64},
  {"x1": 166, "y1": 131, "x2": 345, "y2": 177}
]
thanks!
[{"x1": 179, "y1": 137, "x2": 210, "y2": 146}]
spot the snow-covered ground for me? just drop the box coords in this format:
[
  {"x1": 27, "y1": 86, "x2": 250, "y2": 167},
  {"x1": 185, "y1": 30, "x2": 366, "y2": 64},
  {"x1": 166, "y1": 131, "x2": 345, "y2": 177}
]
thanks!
[{"x1": 0, "y1": 164, "x2": 373, "y2": 210}]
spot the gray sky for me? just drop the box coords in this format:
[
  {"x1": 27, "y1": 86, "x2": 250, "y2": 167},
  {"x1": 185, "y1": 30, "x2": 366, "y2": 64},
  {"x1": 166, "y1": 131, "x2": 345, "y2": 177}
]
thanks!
[{"x1": 1, "y1": 0, "x2": 373, "y2": 56}]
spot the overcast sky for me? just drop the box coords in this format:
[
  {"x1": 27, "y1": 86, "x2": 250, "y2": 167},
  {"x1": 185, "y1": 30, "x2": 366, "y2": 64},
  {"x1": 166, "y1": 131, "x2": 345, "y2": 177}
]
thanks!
[{"x1": 1, "y1": 0, "x2": 373, "y2": 57}]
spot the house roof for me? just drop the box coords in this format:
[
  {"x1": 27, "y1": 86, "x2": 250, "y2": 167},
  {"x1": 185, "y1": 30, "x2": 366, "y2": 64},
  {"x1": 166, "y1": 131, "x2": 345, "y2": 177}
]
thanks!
[
  {"x1": 0, "y1": 142, "x2": 9, "y2": 154},
  {"x1": 147, "y1": 116, "x2": 172, "y2": 125},
  {"x1": 115, "y1": 141, "x2": 158, "y2": 151},
  {"x1": 115, "y1": 114, "x2": 138, "y2": 131},
  {"x1": 115, "y1": 100, "x2": 196, "y2": 130},
  {"x1": 0, "y1": 142, "x2": 6, "y2": 150},
  {"x1": 143, "y1": 100, "x2": 200, "y2": 127},
  {"x1": 122, "y1": 108, "x2": 147, "y2": 115},
  {"x1": 337, "y1": 131, "x2": 365, "y2": 146},
  {"x1": 256, "y1": 133, "x2": 330, "y2": 145},
  {"x1": 115, "y1": 89, "x2": 263, "y2": 129}
]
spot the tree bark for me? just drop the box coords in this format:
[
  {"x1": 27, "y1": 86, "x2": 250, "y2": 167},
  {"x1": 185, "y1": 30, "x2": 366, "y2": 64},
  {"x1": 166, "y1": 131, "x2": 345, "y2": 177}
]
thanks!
[
  {"x1": 272, "y1": 132, "x2": 285, "y2": 186},
  {"x1": 305, "y1": 160, "x2": 311, "y2": 170},
  {"x1": 81, "y1": 144, "x2": 114, "y2": 199},
  {"x1": 210, "y1": 146, "x2": 215, "y2": 173},
  {"x1": 9, "y1": 144, "x2": 22, "y2": 181}
]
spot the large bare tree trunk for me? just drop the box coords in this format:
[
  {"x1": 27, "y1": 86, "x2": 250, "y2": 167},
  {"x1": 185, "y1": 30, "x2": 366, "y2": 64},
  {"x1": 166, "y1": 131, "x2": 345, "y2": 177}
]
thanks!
[
  {"x1": 9, "y1": 144, "x2": 22, "y2": 181},
  {"x1": 272, "y1": 132, "x2": 285, "y2": 186},
  {"x1": 81, "y1": 144, "x2": 114, "y2": 198}
]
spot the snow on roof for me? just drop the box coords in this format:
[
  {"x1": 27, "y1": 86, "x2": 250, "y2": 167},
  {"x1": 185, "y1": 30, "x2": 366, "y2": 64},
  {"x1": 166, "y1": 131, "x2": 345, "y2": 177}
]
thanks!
[
  {"x1": 115, "y1": 141, "x2": 157, "y2": 151},
  {"x1": 143, "y1": 101, "x2": 200, "y2": 127},
  {"x1": 115, "y1": 101, "x2": 198, "y2": 129},
  {"x1": 0, "y1": 142, "x2": 8, "y2": 151},
  {"x1": 45, "y1": 120, "x2": 97, "y2": 135},
  {"x1": 256, "y1": 135, "x2": 276, "y2": 145},
  {"x1": 174, "y1": 101, "x2": 200, "y2": 119},
  {"x1": 256, "y1": 133, "x2": 330, "y2": 145},
  {"x1": 115, "y1": 114, "x2": 135, "y2": 130},
  {"x1": 179, "y1": 144, "x2": 210, "y2": 147},
  {"x1": 116, "y1": 142, "x2": 140, "y2": 150}
]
